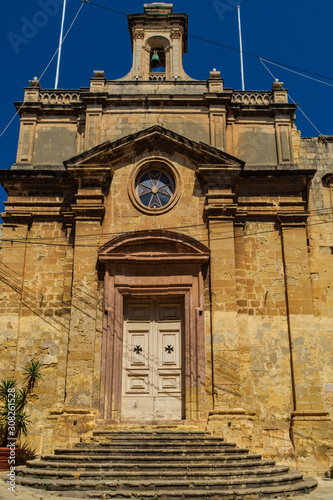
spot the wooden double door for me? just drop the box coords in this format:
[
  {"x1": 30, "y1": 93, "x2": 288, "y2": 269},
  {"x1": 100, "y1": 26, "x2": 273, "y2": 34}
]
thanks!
[{"x1": 122, "y1": 299, "x2": 184, "y2": 421}]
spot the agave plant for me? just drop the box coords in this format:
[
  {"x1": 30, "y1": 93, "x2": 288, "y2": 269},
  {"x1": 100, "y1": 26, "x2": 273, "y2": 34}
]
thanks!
[{"x1": 0, "y1": 361, "x2": 43, "y2": 447}]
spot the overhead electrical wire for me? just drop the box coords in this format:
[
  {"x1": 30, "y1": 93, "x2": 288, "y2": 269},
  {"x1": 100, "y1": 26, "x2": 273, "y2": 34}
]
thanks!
[
  {"x1": 80, "y1": 1, "x2": 333, "y2": 138},
  {"x1": 0, "y1": 2, "x2": 85, "y2": 139},
  {"x1": 0, "y1": 2, "x2": 330, "y2": 324},
  {"x1": 0, "y1": 204, "x2": 332, "y2": 243},
  {"x1": 259, "y1": 59, "x2": 326, "y2": 139},
  {"x1": 1, "y1": 213, "x2": 333, "y2": 248},
  {"x1": 0, "y1": 1, "x2": 331, "y2": 226},
  {"x1": 260, "y1": 58, "x2": 333, "y2": 89},
  {"x1": 0, "y1": 0, "x2": 332, "y2": 139}
]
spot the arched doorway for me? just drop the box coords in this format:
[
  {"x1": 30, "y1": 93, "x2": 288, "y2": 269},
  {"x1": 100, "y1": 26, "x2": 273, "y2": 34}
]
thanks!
[{"x1": 98, "y1": 230, "x2": 210, "y2": 423}]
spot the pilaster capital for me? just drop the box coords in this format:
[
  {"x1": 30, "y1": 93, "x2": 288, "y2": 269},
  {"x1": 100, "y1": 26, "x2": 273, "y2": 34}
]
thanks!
[
  {"x1": 71, "y1": 203, "x2": 105, "y2": 222},
  {"x1": 133, "y1": 30, "x2": 145, "y2": 39},
  {"x1": 277, "y1": 213, "x2": 309, "y2": 227},
  {"x1": 197, "y1": 166, "x2": 242, "y2": 192},
  {"x1": 67, "y1": 166, "x2": 112, "y2": 222},
  {"x1": 68, "y1": 165, "x2": 112, "y2": 186},
  {"x1": 170, "y1": 30, "x2": 182, "y2": 39},
  {"x1": 197, "y1": 165, "x2": 241, "y2": 220},
  {"x1": 205, "y1": 204, "x2": 238, "y2": 220},
  {"x1": 0, "y1": 213, "x2": 33, "y2": 226}
]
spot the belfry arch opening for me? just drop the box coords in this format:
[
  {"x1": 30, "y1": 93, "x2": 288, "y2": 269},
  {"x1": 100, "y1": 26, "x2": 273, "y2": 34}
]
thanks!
[{"x1": 146, "y1": 36, "x2": 169, "y2": 79}]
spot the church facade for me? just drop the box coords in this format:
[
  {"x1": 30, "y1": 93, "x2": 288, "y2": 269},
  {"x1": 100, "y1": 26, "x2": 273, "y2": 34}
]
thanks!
[{"x1": 1, "y1": 3, "x2": 332, "y2": 475}]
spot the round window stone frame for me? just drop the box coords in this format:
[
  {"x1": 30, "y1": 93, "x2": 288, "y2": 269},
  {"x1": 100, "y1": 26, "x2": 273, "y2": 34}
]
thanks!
[{"x1": 128, "y1": 157, "x2": 182, "y2": 215}]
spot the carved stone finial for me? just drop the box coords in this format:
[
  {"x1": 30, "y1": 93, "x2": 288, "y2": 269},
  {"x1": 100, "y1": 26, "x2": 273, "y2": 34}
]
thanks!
[
  {"x1": 29, "y1": 78, "x2": 41, "y2": 89},
  {"x1": 93, "y1": 70, "x2": 105, "y2": 79},
  {"x1": 272, "y1": 79, "x2": 284, "y2": 90},
  {"x1": 209, "y1": 69, "x2": 221, "y2": 79}
]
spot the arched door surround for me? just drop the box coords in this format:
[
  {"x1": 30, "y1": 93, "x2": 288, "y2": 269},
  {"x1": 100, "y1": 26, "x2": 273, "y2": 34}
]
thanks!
[{"x1": 98, "y1": 230, "x2": 210, "y2": 423}]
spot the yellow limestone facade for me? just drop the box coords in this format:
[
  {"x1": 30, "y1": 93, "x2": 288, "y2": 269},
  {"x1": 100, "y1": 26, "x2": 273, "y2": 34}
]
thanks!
[{"x1": 0, "y1": 3, "x2": 332, "y2": 476}]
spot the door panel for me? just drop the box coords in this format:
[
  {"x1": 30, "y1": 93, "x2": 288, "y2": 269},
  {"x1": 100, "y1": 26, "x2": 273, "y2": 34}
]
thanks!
[
  {"x1": 122, "y1": 299, "x2": 183, "y2": 420},
  {"x1": 159, "y1": 328, "x2": 180, "y2": 366},
  {"x1": 127, "y1": 329, "x2": 150, "y2": 368},
  {"x1": 126, "y1": 374, "x2": 150, "y2": 393}
]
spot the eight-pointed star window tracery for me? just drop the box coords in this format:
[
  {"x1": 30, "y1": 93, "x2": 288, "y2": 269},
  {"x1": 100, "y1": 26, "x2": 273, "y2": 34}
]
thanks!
[{"x1": 137, "y1": 170, "x2": 174, "y2": 209}]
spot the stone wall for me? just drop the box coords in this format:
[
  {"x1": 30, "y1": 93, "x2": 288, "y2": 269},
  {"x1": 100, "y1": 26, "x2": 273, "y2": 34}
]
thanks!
[
  {"x1": 1, "y1": 129, "x2": 333, "y2": 473},
  {"x1": 1, "y1": 92, "x2": 333, "y2": 476},
  {"x1": 294, "y1": 132, "x2": 333, "y2": 417}
]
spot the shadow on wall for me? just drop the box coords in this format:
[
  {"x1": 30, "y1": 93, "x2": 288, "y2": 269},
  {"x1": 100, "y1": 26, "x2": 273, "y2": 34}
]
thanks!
[{"x1": 0, "y1": 185, "x2": 6, "y2": 224}]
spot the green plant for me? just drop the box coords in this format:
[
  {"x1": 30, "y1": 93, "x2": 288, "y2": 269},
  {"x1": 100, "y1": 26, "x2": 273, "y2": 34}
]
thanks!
[
  {"x1": 0, "y1": 361, "x2": 43, "y2": 447},
  {"x1": 16, "y1": 441, "x2": 37, "y2": 465}
]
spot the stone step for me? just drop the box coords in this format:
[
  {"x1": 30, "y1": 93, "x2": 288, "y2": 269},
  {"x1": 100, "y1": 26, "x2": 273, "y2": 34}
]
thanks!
[
  {"x1": 18, "y1": 465, "x2": 290, "y2": 480},
  {"x1": 56, "y1": 446, "x2": 246, "y2": 456},
  {"x1": 93, "y1": 430, "x2": 207, "y2": 436},
  {"x1": 16, "y1": 430, "x2": 317, "y2": 498},
  {"x1": 25, "y1": 458, "x2": 276, "y2": 471},
  {"x1": 90, "y1": 431, "x2": 210, "y2": 441},
  {"x1": 79, "y1": 438, "x2": 229, "y2": 446},
  {"x1": 14, "y1": 471, "x2": 306, "y2": 490},
  {"x1": 42, "y1": 453, "x2": 261, "y2": 464},
  {"x1": 16, "y1": 478, "x2": 317, "y2": 500}
]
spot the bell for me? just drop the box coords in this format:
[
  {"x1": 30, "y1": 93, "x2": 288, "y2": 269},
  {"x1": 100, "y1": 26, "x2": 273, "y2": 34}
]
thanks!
[{"x1": 151, "y1": 52, "x2": 161, "y2": 69}]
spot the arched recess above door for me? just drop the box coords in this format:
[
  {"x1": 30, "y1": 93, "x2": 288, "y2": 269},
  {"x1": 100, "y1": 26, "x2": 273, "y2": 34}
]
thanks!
[{"x1": 98, "y1": 229, "x2": 210, "y2": 265}]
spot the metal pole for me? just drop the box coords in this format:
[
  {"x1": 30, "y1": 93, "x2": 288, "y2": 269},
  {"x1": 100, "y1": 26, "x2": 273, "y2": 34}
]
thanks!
[
  {"x1": 55, "y1": 0, "x2": 67, "y2": 89},
  {"x1": 237, "y1": 5, "x2": 245, "y2": 91}
]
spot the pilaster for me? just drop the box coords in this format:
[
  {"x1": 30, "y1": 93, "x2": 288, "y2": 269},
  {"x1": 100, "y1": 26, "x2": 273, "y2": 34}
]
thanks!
[
  {"x1": 234, "y1": 222, "x2": 254, "y2": 412},
  {"x1": 271, "y1": 80, "x2": 294, "y2": 165},
  {"x1": 16, "y1": 79, "x2": 42, "y2": 163},
  {"x1": 207, "y1": 70, "x2": 226, "y2": 150},
  {"x1": 133, "y1": 30, "x2": 144, "y2": 77},
  {"x1": 0, "y1": 222, "x2": 30, "y2": 377},
  {"x1": 198, "y1": 166, "x2": 242, "y2": 411},
  {"x1": 64, "y1": 165, "x2": 111, "y2": 408},
  {"x1": 279, "y1": 213, "x2": 333, "y2": 474},
  {"x1": 84, "y1": 105, "x2": 104, "y2": 151}
]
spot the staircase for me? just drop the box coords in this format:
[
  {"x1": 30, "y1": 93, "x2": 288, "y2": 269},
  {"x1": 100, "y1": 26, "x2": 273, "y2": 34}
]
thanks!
[{"x1": 16, "y1": 430, "x2": 317, "y2": 499}]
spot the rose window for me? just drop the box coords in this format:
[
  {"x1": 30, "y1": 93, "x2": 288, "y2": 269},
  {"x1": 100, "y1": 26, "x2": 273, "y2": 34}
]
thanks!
[{"x1": 137, "y1": 170, "x2": 174, "y2": 209}]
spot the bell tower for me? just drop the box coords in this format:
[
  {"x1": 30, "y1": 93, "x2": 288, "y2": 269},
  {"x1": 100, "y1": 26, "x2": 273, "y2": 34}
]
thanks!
[{"x1": 122, "y1": 3, "x2": 192, "y2": 81}]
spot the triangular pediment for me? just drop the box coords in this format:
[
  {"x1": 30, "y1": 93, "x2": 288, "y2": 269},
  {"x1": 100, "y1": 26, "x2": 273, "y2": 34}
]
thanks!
[{"x1": 64, "y1": 125, "x2": 244, "y2": 169}]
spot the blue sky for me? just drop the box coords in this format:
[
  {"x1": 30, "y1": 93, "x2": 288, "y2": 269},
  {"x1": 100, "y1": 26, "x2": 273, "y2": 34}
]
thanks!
[{"x1": 1, "y1": 0, "x2": 333, "y2": 218}]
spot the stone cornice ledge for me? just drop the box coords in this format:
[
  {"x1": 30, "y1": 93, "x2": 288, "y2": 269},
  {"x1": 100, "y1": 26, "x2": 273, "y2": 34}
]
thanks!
[{"x1": 292, "y1": 410, "x2": 331, "y2": 422}]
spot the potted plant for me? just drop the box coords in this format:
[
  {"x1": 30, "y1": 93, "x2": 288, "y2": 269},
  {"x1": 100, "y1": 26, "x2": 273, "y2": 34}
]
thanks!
[{"x1": 0, "y1": 361, "x2": 43, "y2": 470}]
